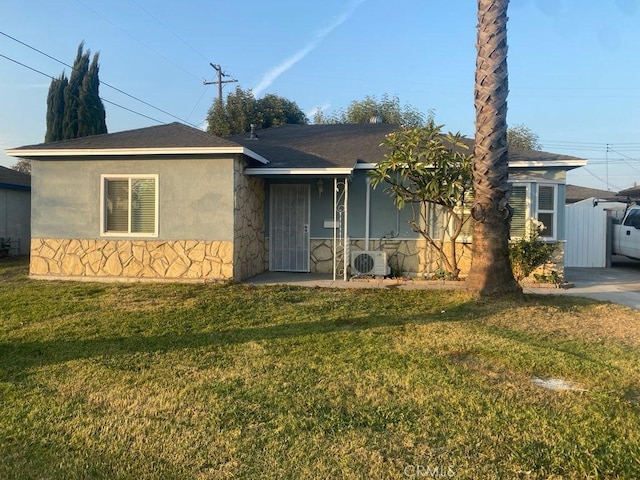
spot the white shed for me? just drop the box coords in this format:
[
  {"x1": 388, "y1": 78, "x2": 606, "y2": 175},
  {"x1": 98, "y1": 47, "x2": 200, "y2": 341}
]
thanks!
[{"x1": 564, "y1": 198, "x2": 626, "y2": 267}]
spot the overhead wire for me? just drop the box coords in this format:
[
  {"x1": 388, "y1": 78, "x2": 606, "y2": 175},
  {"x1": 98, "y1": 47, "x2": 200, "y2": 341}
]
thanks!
[
  {"x1": 0, "y1": 31, "x2": 198, "y2": 127},
  {"x1": 73, "y1": 0, "x2": 201, "y2": 82},
  {"x1": 125, "y1": 0, "x2": 216, "y2": 123},
  {"x1": 0, "y1": 52, "x2": 166, "y2": 125},
  {"x1": 128, "y1": 0, "x2": 211, "y2": 63}
]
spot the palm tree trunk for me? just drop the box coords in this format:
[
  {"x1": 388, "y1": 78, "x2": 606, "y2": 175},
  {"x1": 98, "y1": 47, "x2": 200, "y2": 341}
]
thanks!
[{"x1": 466, "y1": 0, "x2": 522, "y2": 297}]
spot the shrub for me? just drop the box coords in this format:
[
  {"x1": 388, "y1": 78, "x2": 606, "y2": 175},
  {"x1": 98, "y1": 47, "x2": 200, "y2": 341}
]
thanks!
[{"x1": 509, "y1": 219, "x2": 557, "y2": 282}]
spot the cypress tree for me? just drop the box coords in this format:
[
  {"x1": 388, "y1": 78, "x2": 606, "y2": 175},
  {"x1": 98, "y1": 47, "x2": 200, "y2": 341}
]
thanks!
[
  {"x1": 62, "y1": 42, "x2": 90, "y2": 140},
  {"x1": 45, "y1": 73, "x2": 68, "y2": 143},
  {"x1": 45, "y1": 42, "x2": 107, "y2": 142},
  {"x1": 78, "y1": 53, "x2": 107, "y2": 137}
]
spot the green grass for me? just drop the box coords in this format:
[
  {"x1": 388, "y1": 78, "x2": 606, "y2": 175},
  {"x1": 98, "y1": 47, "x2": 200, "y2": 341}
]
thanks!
[{"x1": 1, "y1": 257, "x2": 639, "y2": 479}]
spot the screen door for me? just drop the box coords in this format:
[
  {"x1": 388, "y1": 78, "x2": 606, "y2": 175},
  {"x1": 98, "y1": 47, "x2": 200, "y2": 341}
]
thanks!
[{"x1": 269, "y1": 184, "x2": 310, "y2": 272}]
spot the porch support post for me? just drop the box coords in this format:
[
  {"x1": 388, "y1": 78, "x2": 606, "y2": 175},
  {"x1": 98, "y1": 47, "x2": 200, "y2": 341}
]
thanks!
[
  {"x1": 365, "y1": 176, "x2": 371, "y2": 251},
  {"x1": 333, "y1": 177, "x2": 337, "y2": 282},
  {"x1": 343, "y1": 178, "x2": 349, "y2": 281}
]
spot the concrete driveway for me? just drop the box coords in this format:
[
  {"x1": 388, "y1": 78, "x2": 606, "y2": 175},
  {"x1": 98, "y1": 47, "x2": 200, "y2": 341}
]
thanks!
[{"x1": 559, "y1": 256, "x2": 640, "y2": 311}]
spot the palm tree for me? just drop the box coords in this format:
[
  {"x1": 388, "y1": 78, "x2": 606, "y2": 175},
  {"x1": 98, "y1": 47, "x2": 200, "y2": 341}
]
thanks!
[{"x1": 465, "y1": 0, "x2": 522, "y2": 297}]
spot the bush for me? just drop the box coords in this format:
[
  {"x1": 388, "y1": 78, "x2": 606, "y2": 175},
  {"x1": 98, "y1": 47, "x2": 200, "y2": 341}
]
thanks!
[{"x1": 509, "y1": 219, "x2": 557, "y2": 282}]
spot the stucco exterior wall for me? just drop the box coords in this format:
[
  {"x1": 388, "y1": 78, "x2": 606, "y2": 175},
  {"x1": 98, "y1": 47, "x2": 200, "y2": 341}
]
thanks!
[
  {"x1": 0, "y1": 187, "x2": 30, "y2": 255},
  {"x1": 31, "y1": 157, "x2": 236, "y2": 241}
]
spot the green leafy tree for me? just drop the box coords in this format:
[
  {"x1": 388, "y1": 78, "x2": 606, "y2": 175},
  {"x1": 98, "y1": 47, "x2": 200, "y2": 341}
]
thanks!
[
  {"x1": 45, "y1": 42, "x2": 107, "y2": 142},
  {"x1": 507, "y1": 124, "x2": 541, "y2": 150},
  {"x1": 466, "y1": 0, "x2": 522, "y2": 297},
  {"x1": 257, "y1": 94, "x2": 308, "y2": 128},
  {"x1": 206, "y1": 87, "x2": 307, "y2": 136},
  {"x1": 315, "y1": 94, "x2": 427, "y2": 127},
  {"x1": 370, "y1": 122, "x2": 473, "y2": 279}
]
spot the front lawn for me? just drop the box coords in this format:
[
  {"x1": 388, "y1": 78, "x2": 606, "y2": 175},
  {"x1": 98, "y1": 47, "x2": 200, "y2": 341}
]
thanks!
[{"x1": 1, "y1": 258, "x2": 639, "y2": 479}]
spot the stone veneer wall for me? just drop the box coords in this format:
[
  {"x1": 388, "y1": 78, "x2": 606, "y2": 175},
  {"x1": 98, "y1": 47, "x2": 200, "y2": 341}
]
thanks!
[
  {"x1": 266, "y1": 237, "x2": 565, "y2": 280},
  {"x1": 233, "y1": 159, "x2": 266, "y2": 281},
  {"x1": 309, "y1": 239, "x2": 431, "y2": 276},
  {"x1": 30, "y1": 238, "x2": 234, "y2": 281},
  {"x1": 307, "y1": 238, "x2": 571, "y2": 279}
]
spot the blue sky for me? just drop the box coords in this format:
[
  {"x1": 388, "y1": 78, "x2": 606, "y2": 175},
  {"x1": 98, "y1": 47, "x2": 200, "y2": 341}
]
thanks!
[{"x1": 1, "y1": 0, "x2": 639, "y2": 192}]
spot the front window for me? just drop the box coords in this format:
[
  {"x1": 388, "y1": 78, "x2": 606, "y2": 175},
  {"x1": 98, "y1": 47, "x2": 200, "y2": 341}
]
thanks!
[{"x1": 101, "y1": 175, "x2": 158, "y2": 236}]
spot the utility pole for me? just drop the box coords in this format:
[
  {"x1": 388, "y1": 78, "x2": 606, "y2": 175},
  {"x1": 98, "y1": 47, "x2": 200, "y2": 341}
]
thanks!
[{"x1": 203, "y1": 63, "x2": 237, "y2": 104}]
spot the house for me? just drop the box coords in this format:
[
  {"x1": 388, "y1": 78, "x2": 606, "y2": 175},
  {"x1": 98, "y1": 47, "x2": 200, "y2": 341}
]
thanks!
[
  {"x1": 6, "y1": 122, "x2": 586, "y2": 282},
  {"x1": 0, "y1": 165, "x2": 31, "y2": 255},
  {"x1": 565, "y1": 184, "x2": 619, "y2": 204}
]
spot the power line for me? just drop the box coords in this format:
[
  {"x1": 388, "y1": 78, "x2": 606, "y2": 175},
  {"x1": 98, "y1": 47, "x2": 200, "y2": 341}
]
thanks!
[
  {"x1": 0, "y1": 52, "x2": 165, "y2": 125},
  {"x1": 204, "y1": 63, "x2": 238, "y2": 104},
  {"x1": 0, "y1": 31, "x2": 197, "y2": 127},
  {"x1": 128, "y1": 0, "x2": 211, "y2": 63},
  {"x1": 73, "y1": 0, "x2": 201, "y2": 81}
]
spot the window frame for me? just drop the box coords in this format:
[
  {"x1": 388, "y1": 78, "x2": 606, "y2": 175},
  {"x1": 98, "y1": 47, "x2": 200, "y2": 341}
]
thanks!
[
  {"x1": 100, "y1": 174, "x2": 159, "y2": 237},
  {"x1": 536, "y1": 184, "x2": 557, "y2": 241}
]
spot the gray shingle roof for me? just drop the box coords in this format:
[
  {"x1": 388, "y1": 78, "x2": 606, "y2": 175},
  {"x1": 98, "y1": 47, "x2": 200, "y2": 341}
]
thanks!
[
  {"x1": 565, "y1": 184, "x2": 618, "y2": 204},
  {"x1": 616, "y1": 185, "x2": 640, "y2": 199},
  {"x1": 229, "y1": 124, "x2": 397, "y2": 168},
  {"x1": 8, "y1": 122, "x2": 586, "y2": 172},
  {"x1": 10, "y1": 122, "x2": 240, "y2": 151},
  {"x1": 0, "y1": 165, "x2": 31, "y2": 188},
  {"x1": 229, "y1": 124, "x2": 585, "y2": 170}
]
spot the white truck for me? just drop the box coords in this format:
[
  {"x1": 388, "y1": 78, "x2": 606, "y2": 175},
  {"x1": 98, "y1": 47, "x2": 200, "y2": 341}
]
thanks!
[{"x1": 612, "y1": 205, "x2": 640, "y2": 260}]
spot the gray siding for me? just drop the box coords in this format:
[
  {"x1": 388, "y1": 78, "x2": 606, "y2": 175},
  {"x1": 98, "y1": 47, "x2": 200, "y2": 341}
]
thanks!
[
  {"x1": 32, "y1": 157, "x2": 236, "y2": 241},
  {"x1": 0, "y1": 187, "x2": 31, "y2": 254}
]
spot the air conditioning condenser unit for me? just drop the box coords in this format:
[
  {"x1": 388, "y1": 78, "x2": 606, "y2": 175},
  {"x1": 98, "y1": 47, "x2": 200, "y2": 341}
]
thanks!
[{"x1": 351, "y1": 250, "x2": 389, "y2": 276}]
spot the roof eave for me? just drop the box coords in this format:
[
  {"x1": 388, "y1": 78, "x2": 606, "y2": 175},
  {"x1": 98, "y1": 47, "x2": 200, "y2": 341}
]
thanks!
[
  {"x1": 5, "y1": 146, "x2": 270, "y2": 165},
  {"x1": 355, "y1": 159, "x2": 588, "y2": 170},
  {"x1": 508, "y1": 159, "x2": 588, "y2": 169},
  {"x1": 245, "y1": 167, "x2": 353, "y2": 176}
]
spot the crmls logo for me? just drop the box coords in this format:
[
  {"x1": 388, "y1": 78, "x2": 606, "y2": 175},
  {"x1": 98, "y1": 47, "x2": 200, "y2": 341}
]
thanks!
[{"x1": 403, "y1": 464, "x2": 456, "y2": 478}]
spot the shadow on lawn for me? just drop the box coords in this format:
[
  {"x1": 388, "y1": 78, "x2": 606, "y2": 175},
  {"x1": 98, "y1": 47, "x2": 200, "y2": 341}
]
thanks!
[{"x1": 0, "y1": 298, "x2": 489, "y2": 381}]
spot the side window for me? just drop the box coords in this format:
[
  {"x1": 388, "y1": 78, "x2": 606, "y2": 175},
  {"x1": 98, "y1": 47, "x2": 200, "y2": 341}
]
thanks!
[
  {"x1": 537, "y1": 185, "x2": 556, "y2": 238},
  {"x1": 509, "y1": 185, "x2": 528, "y2": 238},
  {"x1": 454, "y1": 184, "x2": 529, "y2": 241},
  {"x1": 101, "y1": 175, "x2": 158, "y2": 236},
  {"x1": 623, "y1": 209, "x2": 640, "y2": 228}
]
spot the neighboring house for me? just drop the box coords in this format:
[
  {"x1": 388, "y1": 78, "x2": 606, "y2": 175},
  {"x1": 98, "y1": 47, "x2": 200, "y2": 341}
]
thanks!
[
  {"x1": 0, "y1": 165, "x2": 31, "y2": 255},
  {"x1": 6, "y1": 122, "x2": 586, "y2": 282},
  {"x1": 565, "y1": 184, "x2": 619, "y2": 204},
  {"x1": 616, "y1": 184, "x2": 640, "y2": 201}
]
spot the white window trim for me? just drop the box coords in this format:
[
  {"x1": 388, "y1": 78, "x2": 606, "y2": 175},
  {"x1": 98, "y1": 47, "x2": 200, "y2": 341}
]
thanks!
[
  {"x1": 536, "y1": 184, "x2": 557, "y2": 241},
  {"x1": 100, "y1": 174, "x2": 159, "y2": 237}
]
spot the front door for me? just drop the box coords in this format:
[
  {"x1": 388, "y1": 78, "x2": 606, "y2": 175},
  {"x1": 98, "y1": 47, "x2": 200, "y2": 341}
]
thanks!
[{"x1": 269, "y1": 184, "x2": 310, "y2": 272}]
